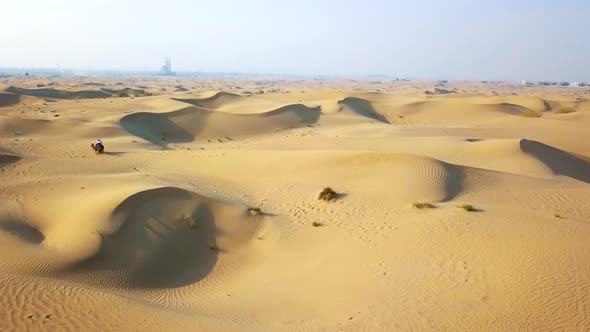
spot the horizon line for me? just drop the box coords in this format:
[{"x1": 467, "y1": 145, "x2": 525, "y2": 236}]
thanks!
[{"x1": 0, "y1": 66, "x2": 589, "y2": 84}]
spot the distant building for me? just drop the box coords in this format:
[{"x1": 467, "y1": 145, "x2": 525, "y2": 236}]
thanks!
[
  {"x1": 160, "y1": 57, "x2": 176, "y2": 76},
  {"x1": 570, "y1": 82, "x2": 580, "y2": 87},
  {"x1": 521, "y1": 80, "x2": 527, "y2": 85}
]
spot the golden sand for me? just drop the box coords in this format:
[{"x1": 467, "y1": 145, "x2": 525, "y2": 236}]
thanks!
[{"x1": 0, "y1": 77, "x2": 589, "y2": 331}]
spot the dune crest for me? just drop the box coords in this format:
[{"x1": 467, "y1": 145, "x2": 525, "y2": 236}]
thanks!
[
  {"x1": 173, "y1": 91, "x2": 242, "y2": 109},
  {"x1": 120, "y1": 104, "x2": 321, "y2": 145}
]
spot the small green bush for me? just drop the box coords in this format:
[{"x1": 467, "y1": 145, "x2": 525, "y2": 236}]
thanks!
[{"x1": 185, "y1": 216, "x2": 198, "y2": 229}]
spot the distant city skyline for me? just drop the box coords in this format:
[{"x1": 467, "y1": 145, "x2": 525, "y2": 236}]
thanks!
[{"x1": 1, "y1": 0, "x2": 589, "y2": 81}]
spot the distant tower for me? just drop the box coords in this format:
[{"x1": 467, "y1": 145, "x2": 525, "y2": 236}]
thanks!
[{"x1": 160, "y1": 57, "x2": 176, "y2": 76}]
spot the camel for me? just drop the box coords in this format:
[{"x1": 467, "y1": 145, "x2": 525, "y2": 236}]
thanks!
[{"x1": 91, "y1": 143, "x2": 104, "y2": 154}]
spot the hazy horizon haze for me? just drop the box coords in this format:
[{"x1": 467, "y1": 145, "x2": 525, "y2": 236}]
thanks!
[{"x1": 1, "y1": 0, "x2": 588, "y2": 81}]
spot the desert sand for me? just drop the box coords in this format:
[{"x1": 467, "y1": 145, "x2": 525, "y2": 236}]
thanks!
[{"x1": 0, "y1": 77, "x2": 589, "y2": 331}]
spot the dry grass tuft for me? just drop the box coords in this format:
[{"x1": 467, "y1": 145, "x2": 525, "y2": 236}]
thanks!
[
  {"x1": 412, "y1": 202, "x2": 436, "y2": 209},
  {"x1": 458, "y1": 204, "x2": 476, "y2": 212},
  {"x1": 554, "y1": 107, "x2": 576, "y2": 114},
  {"x1": 185, "y1": 216, "x2": 198, "y2": 229},
  {"x1": 247, "y1": 207, "x2": 262, "y2": 216},
  {"x1": 520, "y1": 109, "x2": 542, "y2": 118},
  {"x1": 318, "y1": 187, "x2": 337, "y2": 201}
]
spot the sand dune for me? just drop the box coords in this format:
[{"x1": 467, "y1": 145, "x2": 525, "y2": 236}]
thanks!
[
  {"x1": 0, "y1": 79, "x2": 589, "y2": 331},
  {"x1": 173, "y1": 91, "x2": 242, "y2": 109},
  {"x1": 68, "y1": 186, "x2": 260, "y2": 289},
  {"x1": 0, "y1": 183, "x2": 261, "y2": 274},
  {"x1": 323, "y1": 152, "x2": 465, "y2": 203},
  {"x1": 120, "y1": 104, "x2": 321, "y2": 145}
]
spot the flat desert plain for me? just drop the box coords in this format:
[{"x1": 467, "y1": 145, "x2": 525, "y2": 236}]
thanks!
[{"x1": 0, "y1": 77, "x2": 589, "y2": 331}]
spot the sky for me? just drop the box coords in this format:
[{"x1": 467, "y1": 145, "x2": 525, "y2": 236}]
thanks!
[{"x1": 0, "y1": 0, "x2": 588, "y2": 81}]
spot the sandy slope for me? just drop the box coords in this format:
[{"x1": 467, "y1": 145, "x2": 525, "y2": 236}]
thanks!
[{"x1": 0, "y1": 78, "x2": 589, "y2": 331}]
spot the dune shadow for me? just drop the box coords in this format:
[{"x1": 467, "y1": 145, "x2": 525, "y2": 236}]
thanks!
[
  {"x1": 128, "y1": 203, "x2": 217, "y2": 288},
  {"x1": 260, "y1": 212, "x2": 279, "y2": 217},
  {"x1": 520, "y1": 139, "x2": 590, "y2": 183},
  {"x1": 459, "y1": 207, "x2": 485, "y2": 213},
  {"x1": 0, "y1": 93, "x2": 20, "y2": 108},
  {"x1": 120, "y1": 111, "x2": 198, "y2": 147},
  {"x1": 495, "y1": 103, "x2": 531, "y2": 115},
  {"x1": 0, "y1": 219, "x2": 44, "y2": 244},
  {"x1": 332, "y1": 192, "x2": 348, "y2": 201},
  {"x1": 542, "y1": 99, "x2": 552, "y2": 111},
  {"x1": 120, "y1": 104, "x2": 321, "y2": 146},
  {"x1": 0, "y1": 154, "x2": 20, "y2": 167},
  {"x1": 5, "y1": 86, "x2": 111, "y2": 99},
  {"x1": 103, "y1": 151, "x2": 126, "y2": 157},
  {"x1": 440, "y1": 163, "x2": 466, "y2": 202},
  {"x1": 338, "y1": 97, "x2": 390, "y2": 124},
  {"x1": 73, "y1": 187, "x2": 218, "y2": 289}
]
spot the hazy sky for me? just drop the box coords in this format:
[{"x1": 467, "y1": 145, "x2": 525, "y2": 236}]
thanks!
[{"x1": 1, "y1": 0, "x2": 588, "y2": 80}]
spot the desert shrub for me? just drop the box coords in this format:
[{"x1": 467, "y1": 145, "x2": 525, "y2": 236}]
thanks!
[
  {"x1": 312, "y1": 221, "x2": 322, "y2": 227},
  {"x1": 185, "y1": 216, "x2": 198, "y2": 229},
  {"x1": 318, "y1": 187, "x2": 337, "y2": 201},
  {"x1": 554, "y1": 107, "x2": 575, "y2": 114},
  {"x1": 520, "y1": 109, "x2": 542, "y2": 118},
  {"x1": 412, "y1": 202, "x2": 436, "y2": 209},
  {"x1": 457, "y1": 204, "x2": 475, "y2": 212},
  {"x1": 247, "y1": 207, "x2": 261, "y2": 216},
  {"x1": 208, "y1": 244, "x2": 217, "y2": 250},
  {"x1": 115, "y1": 90, "x2": 130, "y2": 98}
]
